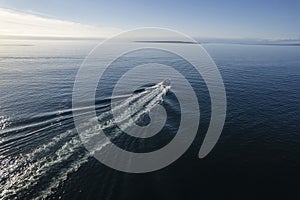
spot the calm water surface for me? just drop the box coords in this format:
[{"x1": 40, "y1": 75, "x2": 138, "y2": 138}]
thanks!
[{"x1": 0, "y1": 40, "x2": 299, "y2": 199}]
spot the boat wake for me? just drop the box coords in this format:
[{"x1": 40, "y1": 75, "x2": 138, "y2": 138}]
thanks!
[{"x1": 0, "y1": 80, "x2": 171, "y2": 199}]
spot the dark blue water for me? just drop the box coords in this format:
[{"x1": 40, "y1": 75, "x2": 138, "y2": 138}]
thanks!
[{"x1": 0, "y1": 40, "x2": 299, "y2": 199}]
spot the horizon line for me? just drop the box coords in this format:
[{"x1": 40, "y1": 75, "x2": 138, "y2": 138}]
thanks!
[{"x1": 1, "y1": 34, "x2": 300, "y2": 43}]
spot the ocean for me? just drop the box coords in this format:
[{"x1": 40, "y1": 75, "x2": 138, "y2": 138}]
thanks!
[{"x1": 0, "y1": 39, "x2": 299, "y2": 199}]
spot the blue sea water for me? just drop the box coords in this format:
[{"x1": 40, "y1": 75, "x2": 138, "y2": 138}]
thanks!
[{"x1": 0, "y1": 40, "x2": 299, "y2": 199}]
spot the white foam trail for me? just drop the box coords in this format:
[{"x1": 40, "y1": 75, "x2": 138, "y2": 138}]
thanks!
[
  {"x1": 99, "y1": 81, "x2": 170, "y2": 129},
  {"x1": 0, "y1": 126, "x2": 105, "y2": 199},
  {"x1": 0, "y1": 130, "x2": 77, "y2": 198},
  {"x1": 0, "y1": 80, "x2": 170, "y2": 199},
  {"x1": 0, "y1": 129, "x2": 75, "y2": 181},
  {"x1": 38, "y1": 138, "x2": 111, "y2": 200},
  {"x1": 0, "y1": 116, "x2": 11, "y2": 130}
]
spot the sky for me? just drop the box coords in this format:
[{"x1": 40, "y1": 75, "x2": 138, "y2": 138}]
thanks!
[{"x1": 0, "y1": 0, "x2": 299, "y2": 39}]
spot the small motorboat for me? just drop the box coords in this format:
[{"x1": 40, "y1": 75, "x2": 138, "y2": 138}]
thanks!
[{"x1": 161, "y1": 79, "x2": 171, "y2": 87}]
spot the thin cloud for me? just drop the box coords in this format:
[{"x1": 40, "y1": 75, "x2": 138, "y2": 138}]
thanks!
[{"x1": 0, "y1": 8, "x2": 122, "y2": 38}]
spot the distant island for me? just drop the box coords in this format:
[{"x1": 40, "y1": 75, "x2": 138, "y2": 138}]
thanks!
[
  {"x1": 134, "y1": 39, "x2": 300, "y2": 46},
  {"x1": 134, "y1": 40, "x2": 197, "y2": 44}
]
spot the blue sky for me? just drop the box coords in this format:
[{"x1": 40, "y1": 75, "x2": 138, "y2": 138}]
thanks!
[{"x1": 0, "y1": 0, "x2": 299, "y2": 39}]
